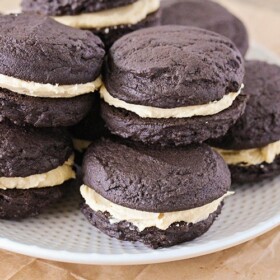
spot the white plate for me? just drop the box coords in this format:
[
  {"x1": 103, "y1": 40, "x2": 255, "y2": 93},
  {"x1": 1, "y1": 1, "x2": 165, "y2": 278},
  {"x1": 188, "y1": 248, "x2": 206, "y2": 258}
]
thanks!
[{"x1": 0, "y1": 44, "x2": 280, "y2": 265}]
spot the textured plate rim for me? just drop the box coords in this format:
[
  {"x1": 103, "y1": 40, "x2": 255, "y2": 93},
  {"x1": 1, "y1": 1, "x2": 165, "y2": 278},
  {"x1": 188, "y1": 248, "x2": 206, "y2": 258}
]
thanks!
[{"x1": 0, "y1": 214, "x2": 279, "y2": 265}]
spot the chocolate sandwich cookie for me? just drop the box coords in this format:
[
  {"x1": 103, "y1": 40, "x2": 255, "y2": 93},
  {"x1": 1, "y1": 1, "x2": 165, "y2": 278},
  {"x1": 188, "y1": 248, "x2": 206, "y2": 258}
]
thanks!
[
  {"x1": 81, "y1": 138, "x2": 232, "y2": 248},
  {"x1": 0, "y1": 14, "x2": 105, "y2": 128},
  {"x1": 100, "y1": 25, "x2": 246, "y2": 146},
  {"x1": 21, "y1": 0, "x2": 161, "y2": 50},
  {"x1": 210, "y1": 60, "x2": 280, "y2": 183},
  {"x1": 161, "y1": 0, "x2": 249, "y2": 56},
  {"x1": 0, "y1": 121, "x2": 76, "y2": 219}
]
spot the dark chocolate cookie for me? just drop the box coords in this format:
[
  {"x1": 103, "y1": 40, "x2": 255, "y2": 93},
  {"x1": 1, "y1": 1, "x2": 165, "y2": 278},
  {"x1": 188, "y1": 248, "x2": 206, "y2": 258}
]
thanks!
[
  {"x1": 89, "y1": 11, "x2": 161, "y2": 50},
  {"x1": 161, "y1": 0, "x2": 249, "y2": 56},
  {"x1": 101, "y1": 94, "x2": 247, "y2": 146},
  {"x1": 210, "y1": 61, "x2": 280, "y2": 150},
  {"x1": 21, "y1": 0, "x2": 138, "y2": 16},
  {"x1": 82, "y1": 203, "x2": 222, "y2": 249},
  {"x1": 0, "y1": 181, "x2": 70, "y2": 220},
  {"x1": 83, "y1": 138, "x2": 231, "y2": 212},
  {"x1": 0, "y1": 13, "x2": 105, "y2": 85},
  {"x1": 104, "y1": 25, "x2": 244, "y2": 108},
  {"x1": 229, "y1": 155, "x2": 280, "y2": 184},
  {"x1": 0, "y1": 88, "x2": 94, "y2": 128},
  {"x1": 0, "y1": 121, "x2": 73, "y2": 177}
]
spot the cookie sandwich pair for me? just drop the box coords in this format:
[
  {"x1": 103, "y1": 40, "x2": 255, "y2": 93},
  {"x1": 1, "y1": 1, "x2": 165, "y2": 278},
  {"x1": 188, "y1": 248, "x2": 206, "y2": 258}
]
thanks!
[
  {"x1": 80, "y1": 26, "x2": 246, "y2": 248},
  {"x1": 211, "y1": 61, "x2": 280, "y2": 183},
  {"x1": 0, "y1": 14, "x2": 105, "y2": 219},
  {"x1": 21, "y1": 0, "x2": 161, "y2": 49}
]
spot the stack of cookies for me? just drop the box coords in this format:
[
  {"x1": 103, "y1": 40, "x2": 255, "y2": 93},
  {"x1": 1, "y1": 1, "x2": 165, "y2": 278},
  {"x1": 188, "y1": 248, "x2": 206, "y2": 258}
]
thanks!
[
  {"x1": 0, "y1": 13, "x2": 105, "y2": 219},
  {"x1": 20, "y1": 0, "x2": 162, "y2": 159},
  {"x1": 159, "y1": 1, "x2": 280, "y2": 184},
  {"x1": 79, "y1": 25, "x2": 247, "y2": 248},
  {"x1": 1, "y1": 0, "x2": 279, "y2": 250}
]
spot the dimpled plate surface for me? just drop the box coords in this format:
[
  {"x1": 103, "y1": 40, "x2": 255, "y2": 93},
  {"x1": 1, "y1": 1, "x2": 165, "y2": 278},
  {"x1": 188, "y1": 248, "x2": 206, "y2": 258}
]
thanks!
[{"x1": 0, "y1": 44, "x2": 280, "y2": 265}]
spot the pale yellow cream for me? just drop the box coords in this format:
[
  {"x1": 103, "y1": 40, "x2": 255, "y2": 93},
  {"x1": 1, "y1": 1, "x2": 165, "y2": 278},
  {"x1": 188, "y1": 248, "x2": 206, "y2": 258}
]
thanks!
[
  {"x1": 54, "y1": 0, "x2": 160, "y2": 29},
  {"x1": 73, "y1": 138, "x2": 92, "y2": 153},
  {"x1": 0, "y1": 156, "x2": 76, "y2": 190},
  {"x1": 80, "y1": 184, "x2": 233, "y2": 231},
  {"x1": 213, "y1": 140, "x2": 280, "y2": 166},
  {"x1": 100, "y1": 85, "x2": 243, "y2": 119},
  {"x1": 0, "y1": 74, "x2": 102, "y2": 98}
]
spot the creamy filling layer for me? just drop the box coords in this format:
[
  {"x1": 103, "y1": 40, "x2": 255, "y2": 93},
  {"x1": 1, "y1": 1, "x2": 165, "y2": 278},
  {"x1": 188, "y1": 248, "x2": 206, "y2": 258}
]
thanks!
[
  {"x1": 213, "y1": 140, "x2": 280, "y2": 166},
  {"x1": 73, "y1": 138, "x2": 92, "y2": 153},
  {"x1": 0, "y1": 156, "x2": 76, "y2": 190},
  {"x1": 81, "y1": 184, "x2": 232, "y2": 231},
  {"x1": 53, "y1": 0, "x2": 160, "y2": 29},
  {"x1": 100, "y1": 85, "x2": 243, "y2": 119},
  {"x1": 0, "y1": 74, "x2": 102, "y2": 98}
]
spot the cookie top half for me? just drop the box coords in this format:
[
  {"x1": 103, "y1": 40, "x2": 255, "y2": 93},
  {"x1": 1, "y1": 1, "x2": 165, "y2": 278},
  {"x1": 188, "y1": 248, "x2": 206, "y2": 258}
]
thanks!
[
  {"x1": 161, "y1": 0, "x2": 249, "y2": 56},
  {"x1": 104, "y1": 25, "x2": 244, "y2": 108},
  {"x1": 0, "y1": 121, "x2": 73, "y2": 178},
  {"x1": 21, "y1": 0, "x2": 138, "y2": 16},
  {"x1": 211, "y1": 60, "x2": 280, "y2": 150},
  {"x1": 83, "y1": 138, "x2": 231, "y2": 212},
  {"x1": 0, "y1": 13, "x2": 105, "y2": 85}
]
